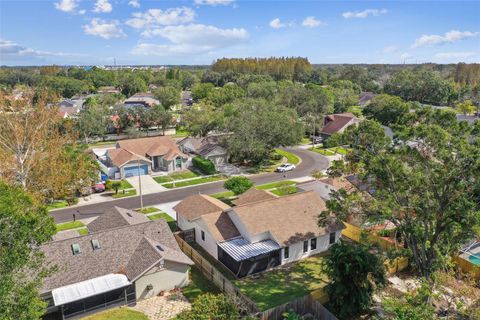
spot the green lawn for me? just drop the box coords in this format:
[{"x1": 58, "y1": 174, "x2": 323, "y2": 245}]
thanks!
[
  {"x1": 347, "y1": 105, "x2": 363, "y2": 116},
  {"x1": 256, "y1": 181, "x2": 295, "y2": 190},
  {"x1": 301, "y1": 137, "x2": 311, "y2": 145},
  {"x1": 46, "y1": 200, "x2": 69, "y2": 211},
  {"x1": 330, "y1": 147, "x2": 351, "y2": 155},
  {"x1": 56, "y1": 221, "x2": 85, "y2": 232},
  {"x1": 173, "y1": 129, "x2": 189, "y2": 138},
  {"x1": 154, "y1": 170, "x2": 200, "y2": 184},
  {"x1": 270, "y1": 186, "x2": 298, "y2": 196},
  {"x1": 138, "y1": 207, "x2": 160, "y2": 214},
  {"x1": 106, "y1": 180, "x2": 133, "y2": 191},
  {"x1": 81, "y1": 308, "x2": 148, "y2": 320},
  {"x1": 182, "y1": 266, "x2": 221, "y2": 302},
  {"x1": 309, "y1": 147, "x2": 336, "y2": 156},
  {"x1": 162, "y1": 176, "x2": 224, "y2": 188},
  {"x1": 112, "y1": 189, "x2": 136, "y2": 198},
  {"x1": 275, "y1": 149, "x2": 300, "y2": 165},
  {"x1": 210, "y1": 191, "x2": 235, "y2": 199},
  {"x1": 234, "y1": 254, "x2": 329, "y2": 311},
  {"x1": 78, "y1": 228, "x2": 89, "y2": 235},
  {"x1": 148, "y1": 212, "x2": 177, "y2": 231},
  {"x1": 85, "y1": 141, "x2": 116, "y2": 148}
]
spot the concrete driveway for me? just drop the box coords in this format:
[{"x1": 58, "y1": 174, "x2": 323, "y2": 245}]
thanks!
[{"x1": 126, "y1": 175, "x2": 167, "y2": 195}]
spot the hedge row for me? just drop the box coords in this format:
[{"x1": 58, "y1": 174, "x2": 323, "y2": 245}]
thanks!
[{"x1": 192, "y1": 156, "x2": 216, "y2": 175}]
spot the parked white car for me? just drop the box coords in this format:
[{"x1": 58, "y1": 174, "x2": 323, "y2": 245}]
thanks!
[{"x1": 276, "y1": 163, "x2": 296, "y2": 173}]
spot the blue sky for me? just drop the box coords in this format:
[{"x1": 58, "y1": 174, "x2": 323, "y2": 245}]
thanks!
[{"x1": 0, "y1": 0, "x2": 479, "y2": 66}]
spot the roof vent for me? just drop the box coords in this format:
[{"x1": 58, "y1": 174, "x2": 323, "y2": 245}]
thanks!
[
  {"x1": 91, "y1": 239, "x2": 101, "y2": 250},
  {"x1": 71, "y1": 243, "x2": 81, "y2": 255},
  {"x1": 126, "y1": 211, "x2": 132, "y2": 217},
  {"x1": 156, "y1": 245, "x2": 163, "y2": 251}
]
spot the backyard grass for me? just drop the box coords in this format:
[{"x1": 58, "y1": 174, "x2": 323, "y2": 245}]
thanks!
[
  {"x1": 46, "y1": 200, "x2": 69, "y2": 211},
  {"x1": 162, "y1": 176, "x2": 224, "y2": 189},
  {"x1": 112, "y1": 189, "x2": 137, "y2": 198},
  {"x1": 138, "y1": 207, "x2": 161, "y2": 214},
  {"x1": 234, "y1": 254, "x2": 329, "y2": 311},
  {"x1": 154, "y1": 170, "x2": 200, "y2": 183},
  {"x1": 275, "y1": 149, "x2": 300, "y2": 165},
  {"x1": 56, "y1": 221, "x2": 85, "y2": 232},
  {"x1": 148, "y1": 212, "x2": 177, "y2": 231},
  {"x1": 81, "y1": 308, "x2": 148, "y2": 320},
  {"x1": 309, "y1": 147, "x2": 336, "y2": 156},
  {"x1": 256, "y1": 180, "x2": 295, "y2": 190},
  {"x1": 182, "y1": 266, "x2": 221, "y2": 302}
]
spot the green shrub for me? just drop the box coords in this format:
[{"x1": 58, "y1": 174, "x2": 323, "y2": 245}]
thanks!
[
  {"x1": 323, "y1": 133, "x2": 344, "y2": 148},
  {"x1": 192, "y1": 156, "x2": 216, "y2": 175},
  {"x1": 175, "y1": 294, "x2": 240, "y2": 320},
  {"x1": 223, "y1": 176, "x2": 253, "y2": 195}
]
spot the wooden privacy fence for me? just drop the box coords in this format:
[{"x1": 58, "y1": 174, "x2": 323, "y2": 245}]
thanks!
[
  {"x1": 259, "y1": 294, "x2": 337, "y2": 320},
  {"x1": 174, "y1": 234, "x2": 260, "y2": 314},
  {"x1": 454, "y1": 255, "x2": 480, "y2": 280}
]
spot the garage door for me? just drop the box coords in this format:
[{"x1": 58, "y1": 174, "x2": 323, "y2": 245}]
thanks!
[{"x1": 124, "y1": 165, "x2": 148, "y2": 177}]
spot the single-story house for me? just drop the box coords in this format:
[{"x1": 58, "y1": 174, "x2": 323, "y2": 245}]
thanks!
[
  {"x1": 359, "y1": 92, "x2": 378, "y2": 107},
  {"x1": 124, "y1": 93, "x2": 160, "y2": 108},
  {"x1": 97, "y1": 86, "x2": 120, "y2": 94},
  {"x1": 321, "y1": 113, "x2": 361, "y2": 139},
  {"x1": 177, "y1": 135, "x2": 228, "y2": 167},
  {"x1": 296, "y1": 177, "x2": 356, "y2": 201},
  {"x1": 103, "y1": 136, "x2": 189, "y2": 179},
  {"x1": 174, "y1": 191, "x2": 344, "y2": 278},
  {"x1": 231, "y1": 188, "x2": 277, "y2": 206},
  {"x1": 41, "y1": 208, "x2": 193, "y2": 319}
]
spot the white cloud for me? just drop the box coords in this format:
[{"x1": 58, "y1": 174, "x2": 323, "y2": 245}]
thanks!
[
  {"x1": 0, "y1": 39, "x2": 82, "y2": 59},
  {"x1": 412, "y1": 30, "x2": 479, "y2": 48},
  {"x1": 383, "y1": 45, "x2": 398, "y2": 53},
  {"x1": 83, "y1": 19, "x2": 126, "y2": 39},
  {"x1": 128, "y1": 0, "x2": 140, "y2": 8},
  {"x1": 132, "y1": 23, "x2": 248, "y2": 56},
  {"x1": 342, "y1": 9, "x2": 388, "y2": 19},
  {"x1": 194, "y1": 0, "x2": 234, "y2": 5},
  {"x1": 126, "y1": 7, "x2": 195, "y2": 29},
  {"x1": 93, "y1": 0, "x2": 112, "y2": 13},
  {"x1": 302, "y1": 16, "x2": 325, "y2": 28},
  {"x1": 54, "y1": 0, "x2": 78, "y2": 13},
  {"x1": 269, "y1": 18, "x2": 285, "y2": 29},
  {"x1": 434, "y1": 52, "x2": 475, "y2": 60},
  {"x1": 78, "y1": 9, "x2": 86, "y2": 15}
]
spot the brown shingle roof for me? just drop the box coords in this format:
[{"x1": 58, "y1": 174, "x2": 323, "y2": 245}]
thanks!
[
  {"x1": 117, "y1": 136, "x2": 186, "y2": 159},
  {"x1": 322, "y1": 113, "x2": 359, "y2": 135},
  {"x1": 107, "y1": 148, "x2": 151, "y2": 167},
  {"x1": 87, "y1": 206, "x2": 149, "y2": 233},
  {"x1": 319, "y1": 177, "x2": 356, "y2": 193},
  {"x1": 229, "y1": 191, "x2": 344, "y2": 246},
  {"x1": 174, "y1": 194, "x2": 231, "y2": 221},
  {"x1": 200, "y1": 212, "x2": 240, "y2": 242},
  {"x1": 232, "y1": 188, "x2": 277, "y2": 206},
  {"x1": 41, "y1": 219, "x2": 192, "y2": 293}
]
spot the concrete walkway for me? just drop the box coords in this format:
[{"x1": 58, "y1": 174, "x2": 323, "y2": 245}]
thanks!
[
  {"x1": 127, "y1": 175, "x2": 167, "y2": 195},
  {"x1": 153, "y1": 201, "x2": 181, "y2": 220}
]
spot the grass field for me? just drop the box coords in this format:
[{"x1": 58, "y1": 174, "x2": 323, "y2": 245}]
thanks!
[
  {"x1": 234, "y1": 254, "x2": 328, "y2": 310},
  {"x1": 275, "y1": 149, "x2": 300, "y2": 165},
  {"x1": 81, "y1": 308, "x2": 148, "y2": 320},
  {"x1": 56, "y1": 221, "x2": 85, "y2": 232},
  {"x1": 162, "y1": 176, "x2": 224, "y2": 189},
  {"x1": 182, "y1": 267, "x2": 221, "y2": 302}
]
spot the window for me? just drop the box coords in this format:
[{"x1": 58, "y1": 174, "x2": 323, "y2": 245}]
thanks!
[
  {"x1": 329, "y1": 232, "x2": 336, "y2": 244},
  {"x1": 284, "y1": 246, "x2": 289, "y2": 259},
  {"x1": 310, "y1": 238, "x2": 317, "y2": 250},
  {"x1": 201, "y1": 230, "x2": 205, "y2": 241},
  {"x1": 91, "y1": 239, "x2": 101, "y2": 250},
  {"x1": 176, "y1": 157, "x2": 182, "y2": 168},
  {"x1": 71, "y1": 243, "x2": 81, "y2": 255},
  {"x1": 303, "y1": 240, "x2": 308, "y2": 253}
]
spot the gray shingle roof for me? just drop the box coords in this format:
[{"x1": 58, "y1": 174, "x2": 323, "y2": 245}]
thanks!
[
  {"x1": 41, "y1": 219, "x2": 192, "y2": 293},
  {"x1": 87, "y1": 206, "x2": 149, "y2": 233}
]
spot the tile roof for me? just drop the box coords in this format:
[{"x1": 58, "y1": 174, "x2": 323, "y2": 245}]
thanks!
[
  {"x1": 41, "y1": 219, "x2": 192, "y2": 293},
  {"x1": 200, "y1": 211, "x2": 240, "y2": 242},
  {"x1": 87, "y1": 206, "x2": 149, "y2": 233},
  {"x1": 117, "y1": 136, "x2": 186, "y2": 160},
  {"x1": 322, "y1": 113, "x2": 359, "y2": 135},
  {"x1": 173, "y1": 194, "x2": 231, "y2": 221},
  {"x1": 232, "y1": 188, "x2": 277, "y2": 206},
  {"x1": 229, "y1": 191, "x2": 344, "y2": 246},
  {"x1": 107, "y1": 148, "x2": 151, "y2": 168}
]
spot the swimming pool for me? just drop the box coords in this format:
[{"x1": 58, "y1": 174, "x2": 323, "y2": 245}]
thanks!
[{"x1": 469, "y1": 254, "x2": 480, "y2": 266}]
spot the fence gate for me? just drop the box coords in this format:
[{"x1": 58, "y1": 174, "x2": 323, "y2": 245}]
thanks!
[{"x1": 182, "y1": 229, "x2": 195, "y2": 243}]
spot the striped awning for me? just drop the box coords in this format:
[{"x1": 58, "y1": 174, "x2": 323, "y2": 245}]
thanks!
[{"x1": 218, "y1": 237, "x2": 281, "y2": 261}]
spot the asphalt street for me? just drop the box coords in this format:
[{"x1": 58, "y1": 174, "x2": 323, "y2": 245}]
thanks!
[{"x1": 50, "y1": 147, "x2": 329, "y2": 223}]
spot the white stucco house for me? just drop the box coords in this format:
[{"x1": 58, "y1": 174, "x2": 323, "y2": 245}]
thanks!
[{"x1": 174, "y1": 188, "x2": 344, "y2": 278}]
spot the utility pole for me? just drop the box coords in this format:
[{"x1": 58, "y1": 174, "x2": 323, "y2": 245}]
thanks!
[{"x1": 137, "y1": 159, "x2": 143, "y2": 210}]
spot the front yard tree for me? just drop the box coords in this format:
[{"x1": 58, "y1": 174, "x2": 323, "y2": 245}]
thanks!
[
  {"x1": 363, "y1": 94, "x2": 409, "y2": 125},
  {"x1": 154, "y1": 86, "x2": 181, "y2": 109},
  {"x1": 224, "y1": 99, "x2": 304, "y2": 164},
  {"x1": 322, "y1": 240, "x2": 385, "y2": 319},
  {"x1": 0, "y1": 90, "x2": 97, "y2": 201},
  {"x1": 320, "y1": 118, "x2": 480, "y2": 278},
  {"x1": 224, "y1": 176, "x2": 253, "y2": 195},
  {"x1": 182, "y1": 102, "x2": 223, "y2": 137},
  {"x1": 75, "y1": 103, "x2": 109, "y2": 143},
  {"x1": 0, "y1": 182, "x2": 56, "y2": 320}
]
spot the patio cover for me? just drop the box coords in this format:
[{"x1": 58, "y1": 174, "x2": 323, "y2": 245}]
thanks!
[
  {"x1": 52, "y1": 274, "x2": 130, "y2": 306},
  {"x1": 218, "y1": 237, "x2": 281, "y2": 261}
]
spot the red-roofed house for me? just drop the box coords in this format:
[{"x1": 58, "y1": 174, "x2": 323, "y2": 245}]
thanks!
[{"x1": 321, "y1": 113, "x2": 360, "y2": 139}]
